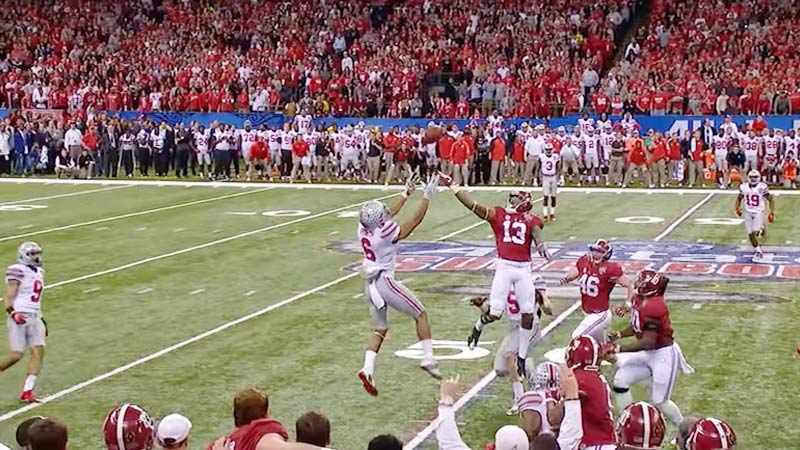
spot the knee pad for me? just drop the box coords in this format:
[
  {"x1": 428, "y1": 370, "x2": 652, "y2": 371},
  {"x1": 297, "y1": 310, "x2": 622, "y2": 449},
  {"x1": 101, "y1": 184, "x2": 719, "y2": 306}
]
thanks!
[{"x1": 613, "y1": 386, "x2": 630, "y2": 394}]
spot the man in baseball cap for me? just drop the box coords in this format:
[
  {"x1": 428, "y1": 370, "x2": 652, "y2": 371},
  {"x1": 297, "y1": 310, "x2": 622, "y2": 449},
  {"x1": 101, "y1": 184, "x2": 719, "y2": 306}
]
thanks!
[{"x1": 156, "y1": 414, "x2": 192, "y2": 449}]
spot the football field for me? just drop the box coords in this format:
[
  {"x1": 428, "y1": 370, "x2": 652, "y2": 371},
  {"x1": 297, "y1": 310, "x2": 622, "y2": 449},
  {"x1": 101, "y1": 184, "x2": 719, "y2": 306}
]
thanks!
[{"x1": 0, "y1": 179, "x2": 798, "y2": 450}]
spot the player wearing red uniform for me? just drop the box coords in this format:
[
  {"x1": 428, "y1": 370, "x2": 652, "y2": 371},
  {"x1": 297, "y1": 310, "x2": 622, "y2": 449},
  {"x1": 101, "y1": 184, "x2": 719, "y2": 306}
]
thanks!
[
  {"x1": 606, "y1": 270, "x2": 694, "y2": 429},
  {"x1": 686, "y1": 417, "x2": 737, "y2": 450},
  {"x1": 440, "y1": 174, "x2": 550, "y2": 378},
  {"x1": 207, "y1": 388, "x2": 320, "y2": 450},
  {"x1": 565, "y1": 335, "x2": 616, "y2": 450},
  {"x1": 560, "y1": 240, "x2": 634, "y2": 344},
  {"x1": 615, "y1": 401, "x2": 666, "y2": 450}
]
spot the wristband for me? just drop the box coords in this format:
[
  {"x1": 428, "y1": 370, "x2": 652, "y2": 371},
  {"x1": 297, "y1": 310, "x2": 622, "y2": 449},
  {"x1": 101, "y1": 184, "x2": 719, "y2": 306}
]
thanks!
[
  {"x1": 5, "y1": 306, "x2": 13, "y2": 315},
  {"x1": 439, "y1": 395, "x2": 455, "y2": 406},
  {"x1": 563, "y1": 397, "x2": 579, "y2": 401}
]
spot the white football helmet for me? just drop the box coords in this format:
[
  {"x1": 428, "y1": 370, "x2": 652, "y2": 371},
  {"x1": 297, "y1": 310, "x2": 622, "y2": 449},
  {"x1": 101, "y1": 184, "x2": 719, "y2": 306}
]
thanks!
[
  {"x1": 359, "y1": 201, "x2": 388, "y2": 231},
  {"x1": 18, "y1": 241, "x2": 43, "y2": 267},
  {"x1": 531, "y1": 361, "x2": 561, "y2": 390},
  {"x1": 748, "y1": 169, "x2": 761, "y2": 185}
]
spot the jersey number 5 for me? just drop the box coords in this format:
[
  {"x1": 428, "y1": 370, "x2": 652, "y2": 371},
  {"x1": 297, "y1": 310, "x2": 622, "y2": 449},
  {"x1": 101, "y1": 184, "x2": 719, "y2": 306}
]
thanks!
[
  {"x1": 502, "y1": 220, "x2": 528, "y2": 245},
  {"x1": 31, "y1": 280, "x2": 43, "y2": 303},
  {"x1": 579, "y1": 274, "x2": 600, "y2": 297},
  {"x1": 361, "y1": 238, "x2": 376, "y2": 261}
]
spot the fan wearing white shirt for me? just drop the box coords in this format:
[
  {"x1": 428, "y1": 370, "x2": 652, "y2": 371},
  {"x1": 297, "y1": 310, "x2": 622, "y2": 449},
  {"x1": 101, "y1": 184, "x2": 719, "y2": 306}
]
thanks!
[
  {"x1": 64, "y1": 123, "x2": 84, "y2": 160},
  {"x1": 524, "y1": 127, "x2": 545, "y2": 186}
]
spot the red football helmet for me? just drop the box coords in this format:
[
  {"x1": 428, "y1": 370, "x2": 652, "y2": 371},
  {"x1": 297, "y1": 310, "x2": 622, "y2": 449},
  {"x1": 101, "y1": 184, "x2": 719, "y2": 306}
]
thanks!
[
  {"x1": 507, "y1": 191, "x2": 533, "y2": 213},
  {"x1": 103, "y1": 404, "x2": 155, "y2": 450},
  {"x1": 616, "y1": 402, "x2": 666, "y2": 449},
  {"x1": 635, "y1": 270, "x2": 669, "y2": 297},
  {"x1": 686, "y1": 417, "x2": 737, "y2": 450},
  {"x1": 565, "y1": 335, "x2": 601, "y2": 369},
  {"x1": 589, "y1": 239, "x2": 613, "y2": 263}
]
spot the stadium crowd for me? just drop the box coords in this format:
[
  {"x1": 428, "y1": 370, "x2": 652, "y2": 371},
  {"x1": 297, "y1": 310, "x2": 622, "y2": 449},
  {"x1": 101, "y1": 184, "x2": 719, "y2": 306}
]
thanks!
[
  {"x1": 0, "y1": 113, "x2": 797, "y2": 189},
  {"x1": 5, "y1": 373, "x2": 737, "y2": 450}
]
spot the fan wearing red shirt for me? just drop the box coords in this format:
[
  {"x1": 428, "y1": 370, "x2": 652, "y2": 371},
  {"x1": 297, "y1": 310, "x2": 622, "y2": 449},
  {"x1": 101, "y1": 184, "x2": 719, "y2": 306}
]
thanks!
[
  {"x1": 592, "y1": 92, "x2": 610, "y2": 115},
  {"x1": 650, "y1": 133, "x2": 668, "y2": 187},
  {"x1": 383, "y1": 127, "x2": 400, "y2": 184},
  {"x1": 290, "y1": 136, "x2": 311, "y2": 183},
  {"x1": 451, "y1": 133, "x2": 470, "y2": 186},
  {"x1": 489, "y1": 133, "x2": 507, "y2": 184},
  {"x1": 687, "y1": 130, "x2": 706, "y2": 187},
  {"x1": 511, "y1": 134, "x2": 525, "y2": 183},
  {"x1": 636, "y1": 92, "x2": 652, "y2": 115},
  {"x1": 207, "y1": 388, "x2": 320, "y2": 450},
  {"x1": 439, "y1": 130, "x2": 455, "y2": 176},
  {"x1": 650, "y1": 92, "x2": 668, "y2": 115},
  {"x1": 667, "y1": 132, "x2": 682, "y2": 185}
]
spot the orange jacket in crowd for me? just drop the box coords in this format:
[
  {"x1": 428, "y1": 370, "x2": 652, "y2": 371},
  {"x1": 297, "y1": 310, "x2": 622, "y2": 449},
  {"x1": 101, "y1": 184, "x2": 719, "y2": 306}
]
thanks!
[
  {"x1": 784, "y1": 158, "x2": 797, "y2": 180},
  {"x1": 452, "y1": 138, "x2": 469, "y2": 165},
  {"x1": 491, "y1": 137, "x2": 506, "y2": 162},
  {"x1": 626, "y1": 137, "x2": 647, "y2": 165}
]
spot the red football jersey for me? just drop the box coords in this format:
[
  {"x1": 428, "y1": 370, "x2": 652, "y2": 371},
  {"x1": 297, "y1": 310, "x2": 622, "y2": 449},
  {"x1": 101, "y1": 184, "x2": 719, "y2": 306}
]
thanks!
[
  {"x1": 574, "y1": 369, "x2": 615, "y2": 447},
  {"x1": 228, "y1": 418, "x2": 288, "y2": 450},
  {"x1": 575, "y1": 255, "x2": 623, "y2": 313},
  {"x1": 490, "y1": 207, "x2": 543, "y2": 262},
  {"x1": 630, "y1": 295, "x2": 673, "y2": 347}
]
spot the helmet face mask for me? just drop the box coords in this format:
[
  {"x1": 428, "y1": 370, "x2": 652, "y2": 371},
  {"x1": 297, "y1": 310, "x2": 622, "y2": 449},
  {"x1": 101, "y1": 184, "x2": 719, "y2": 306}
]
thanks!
[
  {"x1": 747, "y1": 169, "x2": 760, "y2": 186},
  {"x1": 531, "y1": 361, "x2": 561, "y2": 390},
  {"x1": 635, "y1": 270, "x2": 668, "y2": 297},
  {"x1": 589, "y1": 239, "x2": 612, "y2": 264},
  {"x1": 507, "y1": 191, "x2": 532, "y2": 214},
  {"x1": 18, "y1": 242, "x2": 43, "y2": 267}
]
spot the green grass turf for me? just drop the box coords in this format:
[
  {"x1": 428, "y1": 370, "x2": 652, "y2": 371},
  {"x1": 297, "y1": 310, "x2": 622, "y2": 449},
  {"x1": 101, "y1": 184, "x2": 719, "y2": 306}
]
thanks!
[{"x1": 0, "y1": 184, "x2": 796, "y2": 449}]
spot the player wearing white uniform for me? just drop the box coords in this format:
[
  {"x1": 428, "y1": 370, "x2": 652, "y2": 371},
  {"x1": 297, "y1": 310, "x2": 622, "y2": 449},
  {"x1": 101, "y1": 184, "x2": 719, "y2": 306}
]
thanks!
[
  {"x1": 357, "y1": 176, "x2": 441, "y2": 396},
  {"x1": 2, "y1": 242, "x2": 46, "y2": 403},
  {"x1": 735, "y1": 170, "x2": 776, "y2": 260},
  {"x1": 582, "y1": 126, "x2": 601, "y2": 184},
  {"x1": 293, "y1": 112, "x2": 313, "y2": 134},
  {"x1": 266, "y1": 127, "x2": 282, "y2": 170},
  {"x1": 340, "y1": 126, "x2": 361, "y2": 177},
  {"x1": 193, "y1": 126, "x2": 212, "y2": 179},
  {"x1": 488, "y1": 111, "x2": 504, "y2": 134},
  {"x1": 711, "y1": 130, "x2": 731, "y2": 188},
  {"x1": 739, "y1": 130, "x2": 761, "y2": 174},
  {"x1": 577, "y1": 114, "x2": 594, "y2": 134},
  {"x1": 279, "y1": 125, "x2": 296, "y2": 180},
  {"x1": 470, "y1": 275, "x2": 551, "y2": 415},
  {"x1": 762, "y1": 129, "x2": 781, "y2": 183},
  {"x1": 238, "y1": 120, "x2": 259, "y2": 181},
  {"x1": 519, "y1": 362, "x2": 563, "y2": 437},
  {"x1": 539, "y1": 144, "x2": 561, "y2": 222},
  {"x1": 599, "y1": 126, "x2": 615, "y2": 185},
  {"x1": 302, "y1": 129, "x2": 320, "y2": 171}
]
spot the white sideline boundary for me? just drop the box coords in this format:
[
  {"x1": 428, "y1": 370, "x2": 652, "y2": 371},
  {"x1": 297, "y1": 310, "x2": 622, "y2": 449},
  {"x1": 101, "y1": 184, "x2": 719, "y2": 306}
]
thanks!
[
  {"x1": 3, "y1": 176, "x2": 800, "y2": 195},
  {"x1": 0, "y1": 184, "x2": 133, "y2": 206},
  {"x1": 402, "y1": 192, "x2": 715, "y2": 450},
  {"x1": 0, "y1": 187, "x2": 273, "y2": 242},
  {"x1": 42, "y1": 192, "x2": 398, "y2": 290},
  {"x1": 0, "y1": 212, "x2": 494, "y2": 422}
]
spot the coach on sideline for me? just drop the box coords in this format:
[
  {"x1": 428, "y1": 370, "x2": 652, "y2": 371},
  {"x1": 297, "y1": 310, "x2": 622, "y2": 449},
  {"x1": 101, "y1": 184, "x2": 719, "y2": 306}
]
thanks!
[{"x1": 434, "y1": 366, "x2": 582, "y2": 450}]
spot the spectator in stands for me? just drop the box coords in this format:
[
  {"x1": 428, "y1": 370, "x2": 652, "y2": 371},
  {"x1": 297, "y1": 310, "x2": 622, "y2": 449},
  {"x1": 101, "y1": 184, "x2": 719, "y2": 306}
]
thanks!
[
  {"x1": 156, "y1": 414, "x2": 192, "y2": 450},
  {"x1": 295, "y1": 412, "x2": 331, "y2": 448},
  {"x1": 0, "y1": 121, "x2": 11, "y2": 175},
  {"x1": 64, "y1": 122, "x2": 83, "y2": 161},
  {"x1": 27, "y1": 418, "x2": 68, "y2": 450}
]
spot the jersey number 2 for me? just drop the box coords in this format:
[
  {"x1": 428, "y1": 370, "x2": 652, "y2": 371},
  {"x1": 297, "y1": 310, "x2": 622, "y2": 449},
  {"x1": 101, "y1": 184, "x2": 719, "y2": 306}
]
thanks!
[
  {"x1": 502, "y1": 221, "x2": 527, "y2": 245},
  {"x1": 31, "y1": 280, "x2": 43, "y2": 303}
]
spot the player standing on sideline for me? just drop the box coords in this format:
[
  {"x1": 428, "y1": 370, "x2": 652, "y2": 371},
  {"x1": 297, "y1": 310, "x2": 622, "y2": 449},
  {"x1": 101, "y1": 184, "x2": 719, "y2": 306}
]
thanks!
[
  {"x1": 238, "y1": 120, "x2": 258, "y2": 181},
  {"x1": 559, "y1": 240, "x2": 634, "y2": 344},
  {"x1": 439, "y1": 173, "x2": 550, "y2": 378},
  {"x1": 711, "y1": 128, "x2": 731, "y2": 189},
  {"x1": 192, "y1": 124, "x2": 211, "y2": 180},
  {"x1": 357, "y1": 175, "x2": 441, "y2": 396},
  {"x1": 599, "y1": 124, "x2": 615, "y2": 185},
  {"x1": 565, "y1": 335, "x2": 616, "y2": 450},
  {"x1": 762, "y1": 128, "x2": 781, "y2": 184},
  {"x1": 740, "y1": 129, "x2": 761, "y2": 175},
  {"x1": 539, "y1": 143, "x2": 561, "y2": 222},
  {"x1": 735, "y1": 169, "x2": 775, "y2": 260},
  {"x1": 1, "y1": 242, "x2": 46, "y2": 403},
  {"x1": 582, "y1": 126, "x2": 601, "y2": 185},
  {"x1": 606, "y1": 270, "x2": 694, "y2": 428},
  {"x1": 469, "y1": 274, "x2": 552, "y2": 414}
]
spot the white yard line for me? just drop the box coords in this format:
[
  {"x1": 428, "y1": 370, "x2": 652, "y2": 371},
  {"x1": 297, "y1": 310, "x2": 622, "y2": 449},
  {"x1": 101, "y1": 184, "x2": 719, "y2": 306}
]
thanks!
[
  {"x1": 42, "y1": 193, "x2": 398, "y2": 291},
  {"x1": 189, "y1": 288, "x2": 206, "y2": 295},
  {"x1": 403, "y1": 192, "x2": 714, "y2": 450},
  {"x1": 4, "y1": 177, "x2": 800, "y2": 195},
  {"x1": 0, "y1": 214, "x2": 487, "y2": 422},
  {"x1": 0, "y1": 185, "x2": 133, "y2": 206},
  {"x1": 0, "y1": 188, "x2": 273, "y2": 243}
]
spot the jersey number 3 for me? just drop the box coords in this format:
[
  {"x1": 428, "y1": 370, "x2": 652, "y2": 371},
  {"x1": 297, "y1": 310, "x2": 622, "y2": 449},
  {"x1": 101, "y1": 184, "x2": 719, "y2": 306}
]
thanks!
[
  {"x1": 502, "y1": 220, "x2": 528, "y2": 245},
  {"x1": 31, "y1": 280, "x2": 43, "y2": 303}
]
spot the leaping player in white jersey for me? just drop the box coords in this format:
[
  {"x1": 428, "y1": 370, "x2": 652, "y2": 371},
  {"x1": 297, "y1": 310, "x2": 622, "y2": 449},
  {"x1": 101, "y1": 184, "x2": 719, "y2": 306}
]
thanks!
[
  {"x1": 357, "y1": 174, "x2": 441, "y2": 396},
  {"x1": 469, "y1": 274, "x2": 552, "y2": 415},
  {"x1": 2, "y1": 242, "x2": 46, "y2": 403},
  {"x1": 735, "y1": 170, "x2": 776, "y2": 260}
]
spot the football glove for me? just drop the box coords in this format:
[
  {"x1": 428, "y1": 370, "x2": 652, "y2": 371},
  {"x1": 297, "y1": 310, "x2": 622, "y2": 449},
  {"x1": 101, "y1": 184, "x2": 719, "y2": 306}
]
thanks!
[
  {"x1": 10, "y1": 311, "x2": 26, "y2": 325},
  {"x1": 768, "y1": 213, "x2": 775, "y2": 223},
  {"x1": 401, "y1": 173, "x2": 419, "y2": 198},
  {"x1": 735, "y1": 207, "x2": 742, "y2": 217},
  {"x1": 438, "y1": 171, "x2": 458, "y2": 193},
  {"x1": 423, "y1": 174, "x2": 439, "y2": 199}
]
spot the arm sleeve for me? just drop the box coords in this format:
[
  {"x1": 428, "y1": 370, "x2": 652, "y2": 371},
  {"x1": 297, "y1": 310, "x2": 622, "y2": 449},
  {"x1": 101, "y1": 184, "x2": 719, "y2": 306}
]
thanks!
[
  {"x1": 435, "y1": 405, "x2": 472, "y2": 450},
  {"x1": 556, "y1": 400, "x2": 583, "y2": 450}
]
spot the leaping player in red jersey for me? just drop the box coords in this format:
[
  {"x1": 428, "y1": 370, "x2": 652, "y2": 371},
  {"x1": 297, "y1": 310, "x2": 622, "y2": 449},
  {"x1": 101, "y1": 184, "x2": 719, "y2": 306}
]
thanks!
[
  {"x1": 440, "y1": 173, "x2": 550, "y2": 378},
  {"x1": 605, "y1": 270, "x2": 694, "y2": 429},
  {"x1": 559, "y1": 239, "x2": 634, "y2": 344},
  {"x1": 565, "y1": 335, "x2": 616, "y2": 450}
]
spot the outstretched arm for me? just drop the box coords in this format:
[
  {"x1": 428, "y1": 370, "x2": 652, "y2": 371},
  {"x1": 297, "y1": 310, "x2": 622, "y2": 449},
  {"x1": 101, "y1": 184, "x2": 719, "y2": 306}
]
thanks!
[
  {"x1": 397, "y1": 175, "x2": 438, "y2": 240},
  {"x1": 531, "y1": 223, "x2": 551, "y2": 260},
  {"x1": 560, "y1": 266, "x2": 580, "y2": 285},
  {"x1": 439, "y1": 172, "x2": 495, "y2": 221},
  {"x1": 388, "y1": 195, "x2": 408, "y2": 217},
  {"x1": 389, "y1": 174, "x2": 418, "y2": 217}
]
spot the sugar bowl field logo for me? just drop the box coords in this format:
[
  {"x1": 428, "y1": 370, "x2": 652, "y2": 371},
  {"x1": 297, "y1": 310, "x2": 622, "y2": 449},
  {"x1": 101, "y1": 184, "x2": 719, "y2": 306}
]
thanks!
[{"x1": 333, "y1": 240, "x2": 799, "y2": 303}]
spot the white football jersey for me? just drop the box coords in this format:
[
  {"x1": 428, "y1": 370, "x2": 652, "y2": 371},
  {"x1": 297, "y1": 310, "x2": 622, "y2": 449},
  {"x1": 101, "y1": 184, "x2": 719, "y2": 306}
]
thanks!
[
  {"x1": 280, "y1": 130, "x2": 296, "y2": 150},
  {"x1": 518, "y1": 389, "x2": 559, "y2": 434},
  {"x1": 355, "y1": 130, "x2": 369, "y2": 149},
  {"x1": 582, "y1": 135, "x2": 599, "y2": 155},
  {"x1": 238, "y1": 129, "x2": 259, "y2": 152},
  {"x1": 358, "y1": 220, "x2": 400, "y2": 275},
  {"x1": 539, "y1": 153, "x2": 560, "y2": 177},
  {"x1": 712, "y1": 135, "x2": 729, "y2": 153},
  {"x1": 5, "y1": 264, "x2": 45, "y2": 315},
  {"x1": 193, "y1": 129, "x2": 210, "y2": 151},
  {"x1": 303, "y1": 131, "x2": 320, "y2": 149},
  {"x1": 488, "y1": 115, "x2": 504, "y2": 131},
  {"x1": 267, "y1": 130, "x2": 281, "y2": 149},
  {"x1": 740, "y1": 135, "x2": 760, "y2": 158},
  {"x1": 763, "y1": 136, "x2": 780, "y2": 159},
  {"x1": 784, "y1": 136, "x2": 798, "y2": 155},
  {"x1": 740, "y1": 182, "x2": 769, "y2": 213},
  {"x1": 294, "y1": 114, "x2": 313, "y2": 133},
  {"x1": 150, "y1": 129, "x2": 166, "y2": 149},
  {"x1": 214, "y1": 129, "x2": 231, "y2": 150},
  {"x1": 342, "y1": 134, "x2": 359, "y2": 154}
]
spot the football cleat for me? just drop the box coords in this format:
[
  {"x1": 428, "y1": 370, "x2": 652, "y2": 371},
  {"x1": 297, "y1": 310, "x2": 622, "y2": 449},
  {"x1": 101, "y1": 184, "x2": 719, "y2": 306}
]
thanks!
[
  {"x1": 20, "y1": 390, "x2": 40, "y2": 403},
  {"x1": 358, "y1": 370, "x2": 378, "y2": 396},
  {"x1": 420, "y1": 359, "x2": 442, "y2": 380},
  {"x1": 467, "y1": 327, "x2": 482, "y2": 350}
]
